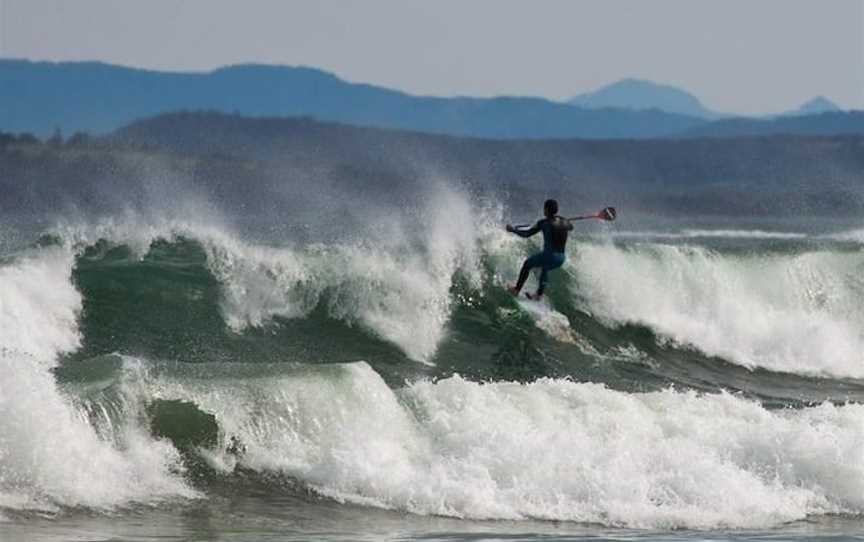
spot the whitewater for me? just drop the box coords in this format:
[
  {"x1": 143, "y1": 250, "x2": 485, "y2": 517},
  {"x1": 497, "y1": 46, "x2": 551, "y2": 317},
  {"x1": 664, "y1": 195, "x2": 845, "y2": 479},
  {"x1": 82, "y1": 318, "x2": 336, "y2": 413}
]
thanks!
[{"x1": 3, "y1": 189, "x2": 864, "y2": 540}]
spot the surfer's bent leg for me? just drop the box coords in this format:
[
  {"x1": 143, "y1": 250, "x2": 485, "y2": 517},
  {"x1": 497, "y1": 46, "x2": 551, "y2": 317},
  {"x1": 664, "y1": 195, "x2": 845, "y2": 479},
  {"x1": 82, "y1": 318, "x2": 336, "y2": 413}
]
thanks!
[
  {"x1": 514, "y1": 252, "x2": 544, "y2": 294},
  {"x1": 536, "y1": 252, "x2": 566, "y2": 297},
  {"x1": 537, "y1": 266, "x2": 549, "y2": 296}
]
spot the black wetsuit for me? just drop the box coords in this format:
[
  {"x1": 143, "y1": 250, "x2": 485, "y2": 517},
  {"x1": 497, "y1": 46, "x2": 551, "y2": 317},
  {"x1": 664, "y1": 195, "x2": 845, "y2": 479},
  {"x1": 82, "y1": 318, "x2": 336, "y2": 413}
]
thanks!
[{"x1": 512, "y1": 216, "x2": 573, "y2": 295}]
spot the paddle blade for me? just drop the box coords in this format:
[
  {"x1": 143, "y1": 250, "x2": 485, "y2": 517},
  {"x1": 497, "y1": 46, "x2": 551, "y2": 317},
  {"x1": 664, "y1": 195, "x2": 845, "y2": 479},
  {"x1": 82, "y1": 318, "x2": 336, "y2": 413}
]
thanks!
[{"x1": 598, "y1": 207, "x2": 617, "y2": 221}]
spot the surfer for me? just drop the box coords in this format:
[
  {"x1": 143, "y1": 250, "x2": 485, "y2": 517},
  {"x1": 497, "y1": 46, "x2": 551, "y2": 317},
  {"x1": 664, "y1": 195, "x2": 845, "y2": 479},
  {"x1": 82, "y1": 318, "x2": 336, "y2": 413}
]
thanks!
[{"x1": 506, "y1": 199, "x2": 573, "y2": 300}]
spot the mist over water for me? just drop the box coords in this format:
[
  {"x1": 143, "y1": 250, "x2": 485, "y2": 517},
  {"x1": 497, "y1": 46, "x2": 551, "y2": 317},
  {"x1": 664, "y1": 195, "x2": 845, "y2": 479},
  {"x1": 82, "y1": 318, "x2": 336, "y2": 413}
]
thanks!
[{"x1": 2, "y1": 178, "x2": 864, "y2": 539}]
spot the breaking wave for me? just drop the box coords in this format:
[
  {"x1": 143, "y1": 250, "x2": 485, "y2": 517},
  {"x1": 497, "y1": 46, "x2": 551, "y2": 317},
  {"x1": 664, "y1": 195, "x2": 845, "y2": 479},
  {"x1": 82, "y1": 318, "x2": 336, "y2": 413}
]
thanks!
[{"x1": 2, "y1": 191, "x2": 864, "y2": 529}]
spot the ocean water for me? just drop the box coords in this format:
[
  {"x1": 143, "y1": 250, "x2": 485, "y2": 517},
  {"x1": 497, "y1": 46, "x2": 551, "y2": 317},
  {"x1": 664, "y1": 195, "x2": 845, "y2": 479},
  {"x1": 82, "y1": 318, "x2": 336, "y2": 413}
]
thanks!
[{"x1": 2, "y1": 190, "x2": 864, "y2": 541}]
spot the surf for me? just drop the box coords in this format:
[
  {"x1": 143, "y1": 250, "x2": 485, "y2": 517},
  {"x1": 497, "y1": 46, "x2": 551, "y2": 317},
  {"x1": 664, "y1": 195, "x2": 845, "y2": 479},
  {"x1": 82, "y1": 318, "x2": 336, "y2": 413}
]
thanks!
[
  {"x1": 0, "y1": 245, "x2": 195, "y2": 513},
  {"x1": 50, "y1": 356, "x2": 864, "y2": 529},
  {"x1": 3, "y1": 190, "x2": 864, "y2": 529},
  {"x1": 573, "y1": 242, "x2": 864, "y2": 378}
]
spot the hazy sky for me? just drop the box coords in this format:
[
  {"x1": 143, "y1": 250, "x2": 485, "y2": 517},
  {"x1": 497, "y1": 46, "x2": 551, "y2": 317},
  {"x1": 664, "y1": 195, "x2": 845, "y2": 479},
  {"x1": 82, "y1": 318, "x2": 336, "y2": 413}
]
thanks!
[{"x1": 1, "y1": 0, "x2": 862, "y2": 114}]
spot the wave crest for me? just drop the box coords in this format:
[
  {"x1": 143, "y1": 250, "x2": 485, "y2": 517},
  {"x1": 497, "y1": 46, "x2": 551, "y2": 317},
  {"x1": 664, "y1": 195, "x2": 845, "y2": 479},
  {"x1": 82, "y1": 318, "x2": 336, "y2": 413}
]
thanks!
[{"x1": 574, "y1": 242, "x2": 864, "y2": 378}]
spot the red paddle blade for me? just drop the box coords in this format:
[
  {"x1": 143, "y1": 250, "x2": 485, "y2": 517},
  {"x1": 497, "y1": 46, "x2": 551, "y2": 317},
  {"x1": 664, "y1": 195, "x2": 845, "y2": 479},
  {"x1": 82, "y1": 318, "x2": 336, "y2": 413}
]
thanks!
[{"x1": 597, "y1": 207, "x2": 617, "y2": 221}]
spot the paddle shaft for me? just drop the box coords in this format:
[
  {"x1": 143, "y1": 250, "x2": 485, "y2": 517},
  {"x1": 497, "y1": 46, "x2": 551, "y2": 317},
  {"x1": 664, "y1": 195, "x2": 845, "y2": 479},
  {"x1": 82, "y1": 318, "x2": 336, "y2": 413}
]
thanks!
[{"x1": 512, "y1": 207, "x2": 615, "y2": 229}]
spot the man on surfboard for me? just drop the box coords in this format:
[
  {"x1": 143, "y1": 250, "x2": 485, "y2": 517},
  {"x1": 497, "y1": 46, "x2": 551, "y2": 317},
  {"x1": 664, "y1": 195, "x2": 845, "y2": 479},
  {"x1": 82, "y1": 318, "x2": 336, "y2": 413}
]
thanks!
[
  {"x1": 507, "y1": 201, "x2": 616, "y2": 299},
  {"x1": 506, "y1": 199, "x2": 572, "y2": 300}
]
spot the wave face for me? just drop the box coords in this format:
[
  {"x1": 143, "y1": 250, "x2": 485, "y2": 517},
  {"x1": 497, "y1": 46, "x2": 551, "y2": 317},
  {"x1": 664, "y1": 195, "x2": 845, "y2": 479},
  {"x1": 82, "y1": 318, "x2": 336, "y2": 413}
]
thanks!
[
  {"x1": 574, "y1": 243, "x2": 864, "y2": 378},
  {"x1": 2, "y1": 191, "x2": 864, "y2": 529},
  {"x1": 0, "y1": 246, "x2": 194, "y2": 514},
  {"x1": 95, "y1": 359, "x2": 864, "y2": 529},
  {"x1": 203, "y1": 189, "x2": 484, "y2": 363}
]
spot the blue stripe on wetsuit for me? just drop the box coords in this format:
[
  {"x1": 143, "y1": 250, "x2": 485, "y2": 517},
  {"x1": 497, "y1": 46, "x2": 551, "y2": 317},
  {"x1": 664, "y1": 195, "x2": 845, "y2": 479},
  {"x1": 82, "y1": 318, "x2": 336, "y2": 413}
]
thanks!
[
  {"x1": 523, "y1": 250, "x2": 566, "y2": 290},
  {"x1": 512, "y1": 217, "x2": 571, "y2": 295}
]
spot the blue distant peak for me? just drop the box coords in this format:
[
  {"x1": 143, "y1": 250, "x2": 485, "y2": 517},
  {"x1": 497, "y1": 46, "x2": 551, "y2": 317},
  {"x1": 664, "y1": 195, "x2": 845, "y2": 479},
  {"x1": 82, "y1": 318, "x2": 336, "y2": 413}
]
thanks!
[
  {"x1": 568, "y1": 78, "x2": 721, "y2": 119},
  {"x1": 787, "y1": 96, "x2": 841, "y2": 116}
]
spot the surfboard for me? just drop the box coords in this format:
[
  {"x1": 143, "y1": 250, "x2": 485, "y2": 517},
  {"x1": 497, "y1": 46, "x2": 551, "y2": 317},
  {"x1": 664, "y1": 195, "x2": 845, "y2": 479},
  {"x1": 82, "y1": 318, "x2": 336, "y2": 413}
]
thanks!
[{"x1": 514, "y1": 294, "x2": 576, "y2": 344}]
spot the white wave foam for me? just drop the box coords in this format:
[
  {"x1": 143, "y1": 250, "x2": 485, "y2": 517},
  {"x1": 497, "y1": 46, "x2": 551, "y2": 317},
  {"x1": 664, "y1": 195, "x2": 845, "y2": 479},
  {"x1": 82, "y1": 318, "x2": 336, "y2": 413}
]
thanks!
[
  {"x1": 144, "y1": 361, "x2": 864, "y2": 529},
  {"x1": 823, "y1": 228, "x2": 864, "y2": 243},
  {"x1": 573, "y1": 243, "x2": 864, "y2": 377},
  {"x1": 0, "y1": 247, "x2": 82, "y2": 362},
  {"x1": 203, "y1": 188, "x2": 484, "y2": 362},
  {"x1": 611, "y1": 229, "x2": 808, "y2": 240},
  {"x1": 0, "y1": 351, "x2": 195, "y2": 512},
  {"x1": 49, "y1": 214, "x2": 228, "y2": 260},
  {"x1": 515, "y1": 297, "x2": 576, "y2": 343},
  {"x1": 0, "y1": 248, "x2": 194, "y2": 513},
  {"x1": 36, "y1": 194, "x2": 487, "y2": 363},
  {"x1": 679, "y1": 229, "x2": 808, "y2": 240}
]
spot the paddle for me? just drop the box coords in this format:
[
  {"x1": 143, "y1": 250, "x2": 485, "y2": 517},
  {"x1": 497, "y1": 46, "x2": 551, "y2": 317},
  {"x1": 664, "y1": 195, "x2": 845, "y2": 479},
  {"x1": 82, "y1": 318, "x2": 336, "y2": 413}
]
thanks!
[
  {"x1": 567, "y1": 206, "x2": 617, "y2": 222},
  {"x1": 511, "y1": 207, "x2": 617, "y2": 230}
]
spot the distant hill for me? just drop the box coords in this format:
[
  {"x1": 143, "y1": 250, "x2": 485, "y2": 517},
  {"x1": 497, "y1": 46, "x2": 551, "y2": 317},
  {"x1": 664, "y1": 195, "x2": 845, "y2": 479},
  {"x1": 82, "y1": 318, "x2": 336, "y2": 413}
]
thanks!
[
  {"x1": 781, "y1": 96, "x2": 841, "y2": 117},
  {"x1": 0, "y1": 59, "x2": 706, "y2": 139},
  {"x1": 110, "y1": 111, "x2": 864, "y2": 213},
  {"x1": 686, "y1": 111, "x2": 864, "y2": 138},
  {"x1": 568, "y1": 78, "x2": 722, "y2": 119},
  {"x1": 4, "y1": 111, "x2": 864, "y2": 221}
]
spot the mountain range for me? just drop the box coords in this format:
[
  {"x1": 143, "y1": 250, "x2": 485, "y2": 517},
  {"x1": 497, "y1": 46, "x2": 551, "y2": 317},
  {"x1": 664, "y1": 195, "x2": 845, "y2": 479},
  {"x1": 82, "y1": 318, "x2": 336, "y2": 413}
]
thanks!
[
  {"x1": 783, "y1": 96, "x2": 841, "y2": 116},
  {"x1": 0, "y1": 59, "x2": 857, "y2": 139},
  {"x1": 568, "y1": 78, "x2": 723, "y2": 119},
  {"x1": 568, "y1": 79, "x2": 842, "y2": 119}
]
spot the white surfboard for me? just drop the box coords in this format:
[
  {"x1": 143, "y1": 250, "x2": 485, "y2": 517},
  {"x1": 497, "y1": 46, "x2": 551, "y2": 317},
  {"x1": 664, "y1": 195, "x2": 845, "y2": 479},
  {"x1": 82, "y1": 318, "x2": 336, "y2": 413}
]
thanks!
[{"x1": 515, "y1": 295, "x2": 576, "y2": 344}]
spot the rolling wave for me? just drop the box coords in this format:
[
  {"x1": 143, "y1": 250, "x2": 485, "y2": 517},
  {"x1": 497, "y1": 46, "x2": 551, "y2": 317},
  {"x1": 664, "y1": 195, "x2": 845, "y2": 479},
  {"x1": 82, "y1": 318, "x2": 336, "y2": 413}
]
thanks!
[
  {"x1": 611, "y1": 229, "x2": 809, "y2": 240},
  {"x1": 0, "y1": 245, "x2": 194, "y2": 513},
  {"x1": 53, "y1": 357, "x2": 864, "y2": 529},
  {"x1": 3, "y1": 204, "x2": 864, "y2": 528},
  {"x1": 574, "y1": 242, "x2": 864, "y2": 378}
]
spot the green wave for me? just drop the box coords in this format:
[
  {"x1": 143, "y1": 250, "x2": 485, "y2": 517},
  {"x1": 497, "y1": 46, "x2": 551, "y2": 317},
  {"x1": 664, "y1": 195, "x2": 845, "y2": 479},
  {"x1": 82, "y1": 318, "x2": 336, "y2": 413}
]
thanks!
[{"x1": 60, "y1": 236, "x2": 864, "y2": 408}]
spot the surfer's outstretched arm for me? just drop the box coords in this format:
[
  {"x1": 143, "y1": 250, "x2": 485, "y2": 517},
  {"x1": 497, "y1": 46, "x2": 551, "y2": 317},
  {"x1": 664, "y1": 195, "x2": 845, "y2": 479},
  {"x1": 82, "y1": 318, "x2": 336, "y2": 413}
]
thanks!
[{"x1": 506, "y1": 221, "x2": 541, "y2": 238}]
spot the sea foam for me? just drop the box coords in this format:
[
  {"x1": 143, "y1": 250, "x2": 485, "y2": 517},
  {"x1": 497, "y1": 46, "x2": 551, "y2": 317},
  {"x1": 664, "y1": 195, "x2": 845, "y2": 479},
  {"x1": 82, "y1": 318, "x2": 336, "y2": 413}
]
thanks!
[
  {"x1": 573, "y1": 242, "x2": 864, "y2": 378},
  {"x1": 136, "y1": 360, "x2": 864, "y2": 529},
  {"x1": 203, "y1": 187, "x2": 483, "y2": 363},
  {"x1": 0, "y1": 246, "x2": 194, "y2": 513}
]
